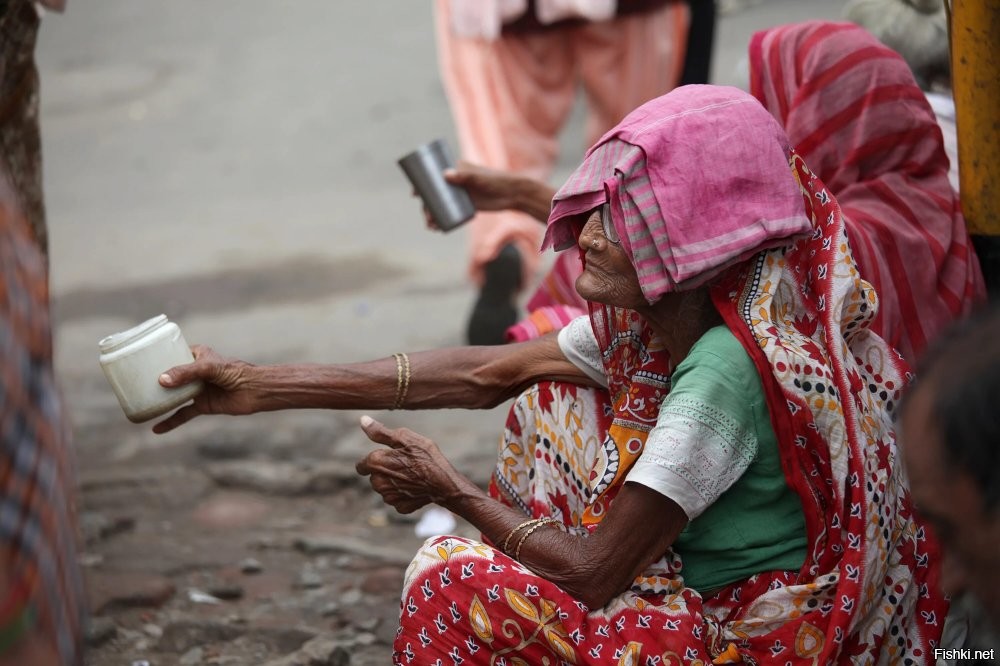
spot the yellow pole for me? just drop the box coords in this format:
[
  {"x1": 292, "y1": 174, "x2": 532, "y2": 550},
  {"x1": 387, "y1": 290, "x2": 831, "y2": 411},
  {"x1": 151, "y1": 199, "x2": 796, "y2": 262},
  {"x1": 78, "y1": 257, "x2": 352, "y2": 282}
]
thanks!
[{"x1": 950, "y1": 0, "x2": 1000, "y2": 294}]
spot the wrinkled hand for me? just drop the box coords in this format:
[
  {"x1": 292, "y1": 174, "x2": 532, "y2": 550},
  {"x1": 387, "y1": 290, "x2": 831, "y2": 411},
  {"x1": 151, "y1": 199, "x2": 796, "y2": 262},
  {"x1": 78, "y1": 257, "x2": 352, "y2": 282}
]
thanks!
[
  {"x1": 421, "y1": 161, "x2": 524, "y2": 231},
  {"x1": 355, "y1": 416, "x2": 465, "y2": 514},
  {"x1": 152, "y1": 345, "x2": 259, "y2": 434},
  {"x1": 446, "y1": 161, "x2": 524, "y2": 211}
]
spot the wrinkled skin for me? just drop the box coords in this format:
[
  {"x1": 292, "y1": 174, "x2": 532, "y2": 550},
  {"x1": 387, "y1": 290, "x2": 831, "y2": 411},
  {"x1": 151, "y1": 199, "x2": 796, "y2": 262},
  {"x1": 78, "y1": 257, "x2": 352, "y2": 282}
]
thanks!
[
  {"x1": 153, "y1": 198, "x2": 706, "y2": 609},
  {"x1": 356, "y1": 205, "x2": 711, "y2": 528},
  {"x1": 153, "y1": 345, "x2": 258, "y2": 433},
  {"x1": 574, "y1": 207, "x2": 648, "y2": 310},
  {"x1": 443, "y1": 162, "x2": 526, "y2": 214},
  {"x1": 355, "y1": 416, "x2": 465, "y2": 515},
  {"x1": 422, "y1": 161, "x2": 555, "y2": 230},
  {"x1": 358, "y1": 206, "x2": 652, "y2": 518}
]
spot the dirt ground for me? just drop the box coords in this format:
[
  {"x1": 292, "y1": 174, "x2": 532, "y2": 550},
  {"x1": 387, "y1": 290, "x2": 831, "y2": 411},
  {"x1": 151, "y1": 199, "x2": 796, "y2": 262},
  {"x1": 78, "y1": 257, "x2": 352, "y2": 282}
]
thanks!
[{"x1": 77, "y1": 408, "x2": 495, "y2": 665}]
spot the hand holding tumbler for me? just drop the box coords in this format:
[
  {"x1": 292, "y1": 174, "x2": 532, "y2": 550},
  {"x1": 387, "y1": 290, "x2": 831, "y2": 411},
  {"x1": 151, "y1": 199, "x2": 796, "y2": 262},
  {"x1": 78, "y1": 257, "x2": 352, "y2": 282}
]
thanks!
[{"x1": 398, "y1": 139, "x2": 475, "y2": 231}]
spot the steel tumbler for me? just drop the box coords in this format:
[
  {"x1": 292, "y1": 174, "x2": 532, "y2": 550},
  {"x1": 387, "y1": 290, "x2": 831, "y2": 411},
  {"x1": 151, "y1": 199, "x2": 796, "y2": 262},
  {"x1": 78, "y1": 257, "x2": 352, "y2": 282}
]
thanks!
[{"x1": 398, "y1": 139, "x2": 475, "y2": 231}]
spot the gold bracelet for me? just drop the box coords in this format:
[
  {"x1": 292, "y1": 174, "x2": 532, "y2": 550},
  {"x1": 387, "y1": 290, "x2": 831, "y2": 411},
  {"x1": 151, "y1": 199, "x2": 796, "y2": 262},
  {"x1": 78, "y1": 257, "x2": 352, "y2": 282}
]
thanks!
[
  {"x1": 501, "y1": 518, "x2": 540, "y2": 554},
  {"x1": 397, "y1": 352, "x2": 411, "y2": 409},
  {"x1": 514, "y1": 518, "x2": 559, "y2": 562},
  {"x1": 391, "y1": 353, "x2": 405, "y2": 409}
]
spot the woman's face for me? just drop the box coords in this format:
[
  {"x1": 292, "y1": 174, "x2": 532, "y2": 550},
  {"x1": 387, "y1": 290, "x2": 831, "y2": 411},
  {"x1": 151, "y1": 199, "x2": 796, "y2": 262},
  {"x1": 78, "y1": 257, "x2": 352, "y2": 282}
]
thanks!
[{"x1": 574, "y1": 206, "x2": 647, "y2": 309}]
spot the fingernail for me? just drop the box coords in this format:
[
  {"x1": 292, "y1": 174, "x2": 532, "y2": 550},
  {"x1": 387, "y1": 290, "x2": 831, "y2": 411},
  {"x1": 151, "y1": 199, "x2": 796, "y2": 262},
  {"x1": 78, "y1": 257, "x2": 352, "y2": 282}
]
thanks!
[
  {"x1": 159, "y1": 373, "x2": 173, "y2": 386},
  {"x1": 360, "y1": 415, "x2": 374, "y2": 428}
]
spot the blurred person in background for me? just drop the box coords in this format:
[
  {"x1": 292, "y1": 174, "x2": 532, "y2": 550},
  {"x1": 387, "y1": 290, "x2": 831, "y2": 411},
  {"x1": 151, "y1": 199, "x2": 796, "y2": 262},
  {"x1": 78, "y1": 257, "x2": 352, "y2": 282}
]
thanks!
[
  {"x1": 748, "y1": 19, "x2": 984, "y2": 362},
  {"x1": 843, "y1": 0, "x2": 949, "y2": 90},
  {"x1": 678, "y1": 0, "x2": 715, "y2": 86},
  {"x1": 1, "y1": 4, "x2": 84, "y2": 664},
  {"x1": 844, "y1": 0, "x2": 960, "y2": 190},
  {"x1": 899, "y1": 304, "x2": 1000, "y2": 656},
  {"x1": 0, "y1": 0, "x2": 66, "y2": 264},
  {"x1": 434, "y1": 0, "x2": 689, "y2": 345},
  {"x1": 0, "y1": 173, "x2": 85, "y2": 664},
  {"x1": 437, "y1": 162, "x2": 587, "y2": 341}
]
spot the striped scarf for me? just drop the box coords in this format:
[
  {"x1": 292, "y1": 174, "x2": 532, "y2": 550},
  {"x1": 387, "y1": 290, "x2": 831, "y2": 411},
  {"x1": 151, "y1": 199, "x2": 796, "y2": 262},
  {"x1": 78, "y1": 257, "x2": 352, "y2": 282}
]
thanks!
[{"x1": 543, "y1": 85, "x2": 814, "y2": 302}]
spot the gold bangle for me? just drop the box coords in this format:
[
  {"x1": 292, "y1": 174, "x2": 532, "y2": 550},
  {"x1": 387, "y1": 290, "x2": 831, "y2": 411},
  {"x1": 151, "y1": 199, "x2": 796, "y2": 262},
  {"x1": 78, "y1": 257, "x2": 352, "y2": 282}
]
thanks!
[
  {"x1": 397, "y1": 352, "x2": 410, "y2": 409},
  {"x1": 391, "y1": 353, "x2": 405, "y2": 409},
  {"x1": 514, "y1": 518, "x2": 559, "y2": 562},
  {"x1": 501, "y1": 518, "x2": 539, "y2": 554}
]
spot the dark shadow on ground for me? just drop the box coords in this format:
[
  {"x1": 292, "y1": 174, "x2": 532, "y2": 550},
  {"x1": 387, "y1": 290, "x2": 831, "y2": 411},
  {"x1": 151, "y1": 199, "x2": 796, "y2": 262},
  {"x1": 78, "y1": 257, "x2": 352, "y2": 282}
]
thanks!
[{"x1": 52, "y1": 254, "x2": 406, "y2": 324}]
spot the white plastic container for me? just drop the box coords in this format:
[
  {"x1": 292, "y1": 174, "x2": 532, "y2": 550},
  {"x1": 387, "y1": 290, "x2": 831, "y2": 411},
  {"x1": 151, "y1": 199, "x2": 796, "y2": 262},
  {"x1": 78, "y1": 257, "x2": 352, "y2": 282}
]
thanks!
[{"x1": 98, "y1": 314, "x2": 203, "y2": 423}]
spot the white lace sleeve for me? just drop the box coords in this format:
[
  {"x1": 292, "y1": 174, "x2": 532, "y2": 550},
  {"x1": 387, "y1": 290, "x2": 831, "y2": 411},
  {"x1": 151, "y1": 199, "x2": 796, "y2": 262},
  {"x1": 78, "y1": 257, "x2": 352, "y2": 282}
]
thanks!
[
  {"x1": 557, "y1": 316, "x2": 607, "y2": 387},
  {"x1": 625, "y1": 345, "x2": 759, "y2": 520}
]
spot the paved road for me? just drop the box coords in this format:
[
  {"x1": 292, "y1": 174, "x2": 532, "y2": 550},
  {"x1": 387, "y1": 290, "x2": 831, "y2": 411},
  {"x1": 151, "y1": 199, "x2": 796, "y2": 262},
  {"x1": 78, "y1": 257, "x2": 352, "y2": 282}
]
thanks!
[{"x1": 37, "y1": 0, "x2": 849, "y2": 470}]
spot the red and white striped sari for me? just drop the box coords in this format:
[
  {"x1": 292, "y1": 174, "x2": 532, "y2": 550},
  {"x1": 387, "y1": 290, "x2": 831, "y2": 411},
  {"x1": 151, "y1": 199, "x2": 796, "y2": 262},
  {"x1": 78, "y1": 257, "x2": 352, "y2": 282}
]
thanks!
[{"x1": 749, "y1": 20, "x2": 985, "y2": 363}]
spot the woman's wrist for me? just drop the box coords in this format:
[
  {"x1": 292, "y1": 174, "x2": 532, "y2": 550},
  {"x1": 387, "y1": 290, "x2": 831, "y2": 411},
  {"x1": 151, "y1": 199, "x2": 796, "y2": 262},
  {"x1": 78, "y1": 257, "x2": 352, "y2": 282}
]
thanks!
[
  {"x1": 514, "y1": 177, "x2": 556, "y2": 222},
  {"x1": 236, "y1": 362, "x2": 274, "y2": 413},
  {"x1": 435, "y1": 473, "x2": 484, "y2": 512},
  {"x1": 240, "y1": 363, "x2": 324, "y2": 413}
]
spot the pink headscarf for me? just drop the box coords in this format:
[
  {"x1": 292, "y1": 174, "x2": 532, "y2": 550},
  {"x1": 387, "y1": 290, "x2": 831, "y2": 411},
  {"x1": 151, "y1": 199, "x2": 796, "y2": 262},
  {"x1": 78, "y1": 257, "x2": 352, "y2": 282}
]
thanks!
[{"x1": 543, "y1": 85, "x2": 813, "y2": 302}]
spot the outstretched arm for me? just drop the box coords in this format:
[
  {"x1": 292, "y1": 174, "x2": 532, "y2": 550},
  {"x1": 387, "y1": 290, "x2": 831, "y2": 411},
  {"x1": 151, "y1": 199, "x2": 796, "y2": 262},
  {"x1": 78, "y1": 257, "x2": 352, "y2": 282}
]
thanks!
[{"x1": 153, "y1": 333, "x2": 599, "y2": 433}]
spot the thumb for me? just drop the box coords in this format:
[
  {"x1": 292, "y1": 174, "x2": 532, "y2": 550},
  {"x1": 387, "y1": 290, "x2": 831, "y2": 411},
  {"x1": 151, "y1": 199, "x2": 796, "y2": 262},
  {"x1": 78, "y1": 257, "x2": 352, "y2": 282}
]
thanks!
[
  {"x1": 159, "y1": 361, "x2": 202, "y2": 388},
  {"x1": 359, "y1": 415, "x2": 405, "y2": 449}
]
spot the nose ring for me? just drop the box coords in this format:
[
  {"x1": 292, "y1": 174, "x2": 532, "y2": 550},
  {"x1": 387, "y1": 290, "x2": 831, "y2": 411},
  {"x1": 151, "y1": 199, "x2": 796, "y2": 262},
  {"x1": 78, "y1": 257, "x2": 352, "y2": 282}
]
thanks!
[{"x1": 591, "y1": 238, "x2": 600, "y2": 249}]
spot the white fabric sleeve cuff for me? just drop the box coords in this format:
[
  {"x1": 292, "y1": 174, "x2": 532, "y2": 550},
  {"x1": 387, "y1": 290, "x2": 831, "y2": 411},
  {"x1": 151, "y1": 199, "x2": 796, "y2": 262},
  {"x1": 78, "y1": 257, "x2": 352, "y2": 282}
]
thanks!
[
  {"x1": 625, "y1": 396, "x2": 757, "y2": 520},
  {"x1": 557, "y1": 316, "x2": 607, "y2": 387}
]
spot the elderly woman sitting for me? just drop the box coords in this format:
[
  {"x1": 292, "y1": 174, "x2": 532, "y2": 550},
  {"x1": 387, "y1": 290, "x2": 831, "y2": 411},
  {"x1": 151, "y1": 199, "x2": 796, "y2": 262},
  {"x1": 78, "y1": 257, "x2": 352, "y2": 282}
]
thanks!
[{"x1": 155, "y1": 86, "x2": 944, "y2": 664}]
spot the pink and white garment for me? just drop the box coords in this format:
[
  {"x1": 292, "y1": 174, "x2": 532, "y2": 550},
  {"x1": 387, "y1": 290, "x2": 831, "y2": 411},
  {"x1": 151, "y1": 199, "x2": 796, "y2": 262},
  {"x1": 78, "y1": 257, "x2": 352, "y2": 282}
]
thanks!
[
  {"x1": 434, "y1": 0, "x2": 688, "y2": 290},
  {"x1": 447, "y1": 0, "x2": 616, "y2": 40},
  {"x1": 510, "y1": 21, "x2": 986, "y2": 354}
]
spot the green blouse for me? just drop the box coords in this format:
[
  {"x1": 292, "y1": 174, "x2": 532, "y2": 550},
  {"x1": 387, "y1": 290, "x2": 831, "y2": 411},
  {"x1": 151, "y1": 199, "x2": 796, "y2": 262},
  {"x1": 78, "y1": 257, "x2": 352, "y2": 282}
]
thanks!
[{"x1": 625, "y1": 326, "x2": 808, "y2": 594}]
